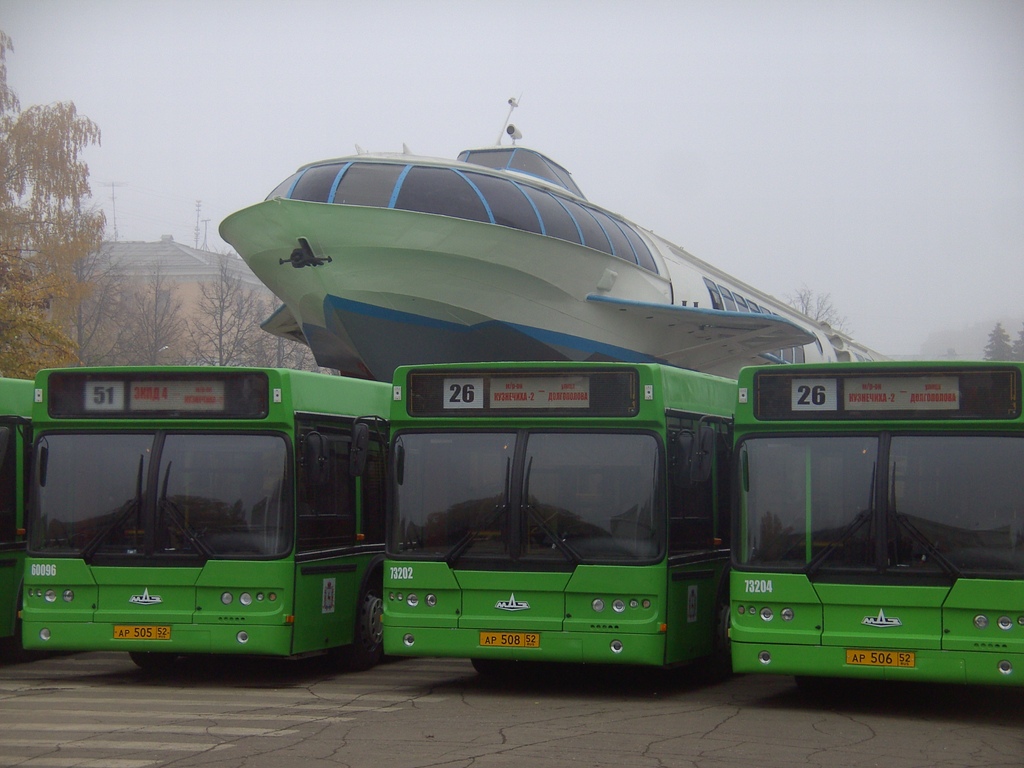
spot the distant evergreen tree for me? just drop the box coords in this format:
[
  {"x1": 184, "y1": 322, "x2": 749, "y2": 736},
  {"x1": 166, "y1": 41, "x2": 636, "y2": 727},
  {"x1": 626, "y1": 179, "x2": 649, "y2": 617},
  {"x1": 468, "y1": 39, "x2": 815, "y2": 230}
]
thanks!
[
  {"x1": 984, "y1": 322, "x2": 1014, "y2": 361},
  {"x1": 1012, "y1": 323, "x2": 1024, "y2": 362}
]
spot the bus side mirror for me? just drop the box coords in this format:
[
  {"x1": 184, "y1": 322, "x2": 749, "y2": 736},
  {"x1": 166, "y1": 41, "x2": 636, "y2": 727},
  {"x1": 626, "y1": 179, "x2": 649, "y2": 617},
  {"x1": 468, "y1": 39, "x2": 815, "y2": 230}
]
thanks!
[
  {"x1": 37, "y1": 441, "x2": 49, "y2": 488},
  {"x1": 394, "y1": 442, "x2": 405, "y2": 486},
  {"x1": 304, "y1": 431, "x2": 329, "y2": 486},
  {"x1": 349, "y1": 422, "x2": 370, "y2": 478}
]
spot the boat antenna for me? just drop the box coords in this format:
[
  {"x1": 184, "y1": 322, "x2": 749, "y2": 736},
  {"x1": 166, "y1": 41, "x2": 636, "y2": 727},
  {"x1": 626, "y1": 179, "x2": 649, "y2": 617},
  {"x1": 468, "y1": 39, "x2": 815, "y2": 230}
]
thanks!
[{"x1": 497, "y1": 95, "x2": 523, "y2": 145}]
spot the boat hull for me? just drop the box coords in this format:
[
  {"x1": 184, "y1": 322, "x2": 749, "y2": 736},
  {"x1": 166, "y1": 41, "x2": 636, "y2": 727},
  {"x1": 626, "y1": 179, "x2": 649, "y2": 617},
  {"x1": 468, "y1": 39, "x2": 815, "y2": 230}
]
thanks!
[{"x1": 221, "y1": 199, "x2": 812, "y2": 380}]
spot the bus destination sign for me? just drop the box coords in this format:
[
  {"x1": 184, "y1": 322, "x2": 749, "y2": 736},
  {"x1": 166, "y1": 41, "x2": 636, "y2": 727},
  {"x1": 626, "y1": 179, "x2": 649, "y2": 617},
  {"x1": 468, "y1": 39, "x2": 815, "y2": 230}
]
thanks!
[
  {"x1": 86, "y1": 380, "x2": 226, "y2": 413},
  {"x1": 47, "y1": 372, "x2": 270, "y2": 419},
  {"x1": 406, "y1": 369, "x2": 638, "y2": 417},
  {"x1": 791, "y1": 376, "x2": 960, "y2": 413},
  {"x1": 753, "y1": 367, "x2": 1020, "y2": 421}
]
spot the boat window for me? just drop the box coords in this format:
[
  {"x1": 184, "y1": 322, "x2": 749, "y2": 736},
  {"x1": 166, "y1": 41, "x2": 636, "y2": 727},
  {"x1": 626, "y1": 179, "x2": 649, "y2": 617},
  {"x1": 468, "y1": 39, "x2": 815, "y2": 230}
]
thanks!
[
  {"x1": 531, "y1": 154, "x2": 585, "y2": 199},
  {"x1": 718, "y1": 285, "x2": 738, "y2": 311},
  {"x1": 458, "y1": 148, "x2": 512, "y2": 170},
  {"x1": 394, "y1": 167, "x2": 489, "y2": 222},
  {"x1": 290, "y1": 164, "x2": 345, "y2": 202},
  {"x1": 703, "y1": 278, "x2": 724, "y2": 310},
  {"x1": 266, "y1": 172, "x2": 302, "y2": 201},
  {"x1": 747, "y1": 300, "x2": 761, "y2": 313},
  {"x1": 331, "y1": 162, "x2": 404, "y2": 207},
  {"x1": 520, "y1": 187, "x2": 582, "y2": 244},
  {"x1": 560, "y1": 199, "x2": 612, "y2": 255},
  {"x1": 733, "y1": 293, "x2": 750, "y2": 312},
  {"x1": 619, "y1": 223, "x2": 658, "y2": 273},
  {"x1": 589, "y1": 209, "x2": 635, "y2": 264},
  {"x1": 463, "y1": 172, "x2": 542, "y2": 233}
]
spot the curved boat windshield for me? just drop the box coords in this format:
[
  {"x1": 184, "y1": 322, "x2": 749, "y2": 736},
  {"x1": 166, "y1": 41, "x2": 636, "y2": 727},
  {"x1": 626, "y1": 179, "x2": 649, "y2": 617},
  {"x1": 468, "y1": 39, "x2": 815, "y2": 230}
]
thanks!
[{"x1": 458, "y1": 148, "x2": 585, "y2": 199}]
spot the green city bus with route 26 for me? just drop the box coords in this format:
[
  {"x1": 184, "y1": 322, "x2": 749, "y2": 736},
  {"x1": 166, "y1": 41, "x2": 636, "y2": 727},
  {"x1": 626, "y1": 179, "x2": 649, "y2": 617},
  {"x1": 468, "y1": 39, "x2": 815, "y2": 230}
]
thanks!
[
  {"x1": 0, "y1": 377, "x2": 32, "y2": 654},
  {"x1": 22, "y1": 367, "x2": 390, "y2": 671},
  {"x1": 731, "y1": 361, "x2": 1024, "y2": 686},
  {"x1": 384, "y1": 361, "x2": 735, "y2": 672}
]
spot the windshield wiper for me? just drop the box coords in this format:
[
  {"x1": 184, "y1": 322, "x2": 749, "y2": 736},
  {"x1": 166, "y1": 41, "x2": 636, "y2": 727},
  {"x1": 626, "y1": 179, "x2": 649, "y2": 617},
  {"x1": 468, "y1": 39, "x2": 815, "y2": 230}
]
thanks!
[
  {"x1": 522, "y1": 456, "x2": 580, "y2": 565},
  {"x1": 82, "y1": 453, "x2": 145, "y2": 562},
  {"x1": 887, "y1": 461, "x2": 960, "y2": 579},
  {"x1": 158, "y1": 461, "x2": 212, "y2": 557},
  {"x1": 445, "y1": 457, "x2": 512, "y2": 567},
  {"x1": 805, "y1": 508, "x2": 872, "y2": 576}
]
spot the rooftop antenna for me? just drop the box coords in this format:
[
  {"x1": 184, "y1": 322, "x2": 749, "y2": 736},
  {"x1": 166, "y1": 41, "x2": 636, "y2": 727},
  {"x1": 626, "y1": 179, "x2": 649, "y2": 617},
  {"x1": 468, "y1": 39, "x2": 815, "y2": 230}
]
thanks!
[
  {"x1": 497, "y1": 94, "x2": 523, "y2": 145},
  {"x1": 102, "y1": 181, "x2": 123, "y2": 241},
  {"x1": 194, "y1": 200, "x2": 202, "y2": 249}
]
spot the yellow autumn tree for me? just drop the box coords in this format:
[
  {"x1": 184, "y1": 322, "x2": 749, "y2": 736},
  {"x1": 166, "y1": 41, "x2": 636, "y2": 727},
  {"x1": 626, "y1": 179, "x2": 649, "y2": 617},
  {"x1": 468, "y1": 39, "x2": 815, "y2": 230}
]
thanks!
[{"x1": 0, "y1": 30, "x2": 104, "y2": 378}]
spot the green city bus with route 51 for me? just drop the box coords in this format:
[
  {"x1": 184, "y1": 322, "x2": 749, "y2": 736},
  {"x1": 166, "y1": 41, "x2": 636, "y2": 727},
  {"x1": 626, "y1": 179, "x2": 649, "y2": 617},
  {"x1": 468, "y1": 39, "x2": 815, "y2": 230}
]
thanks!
[
  {"x1": 384, "y1": 361, "x2": 735, "y2": 672},
  {"x1": 0, "y1": 377, "x2": 32, "y2": 655},
  {"x1": 731, "y1": 361, "x2": 1024, "y2": 686},
  {"x1": 22, "y1": 367, "x2": 390, "y2": 671}
]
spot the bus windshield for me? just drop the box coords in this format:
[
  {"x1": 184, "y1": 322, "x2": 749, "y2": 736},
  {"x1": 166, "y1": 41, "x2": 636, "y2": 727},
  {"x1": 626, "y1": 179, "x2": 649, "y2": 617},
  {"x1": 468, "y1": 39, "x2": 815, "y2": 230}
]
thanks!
[
  {"x1": 31, "y1": 433, "x2": 290, "y2": 559},
  {"x1": 738, "y1": 434, "x2": 1024, "y2": 576},
  {"x1": 391, "y1": 431, "x2": 661, "y2": 565}
]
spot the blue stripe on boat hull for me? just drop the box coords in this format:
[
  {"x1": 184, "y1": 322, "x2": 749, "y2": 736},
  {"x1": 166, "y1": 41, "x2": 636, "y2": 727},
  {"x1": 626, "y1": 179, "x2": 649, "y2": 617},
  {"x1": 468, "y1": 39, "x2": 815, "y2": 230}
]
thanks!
[{"x1": 311, "y1": 294, "x2": 658, "y2": 380}]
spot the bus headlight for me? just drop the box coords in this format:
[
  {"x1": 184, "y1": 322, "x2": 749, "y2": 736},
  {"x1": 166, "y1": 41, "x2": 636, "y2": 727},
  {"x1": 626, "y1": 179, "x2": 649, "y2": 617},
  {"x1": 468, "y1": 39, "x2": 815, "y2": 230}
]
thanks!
[
  {"x1": 781, "y1": 608, "x2": 794, "y2": 621},
  {"x1": 407, "y1": 594, "x2": 419, "y2": 607},
  {"x1": 760, "y1": 607, "x2": 774, "y2": 622},
  {"x1": 974, "y1": 614, "x2": 988, "y2": 629},
  {"x1": 612, "y1": 600, "x2": 626, "y2": 613},
  {"x1": 62, "y1": 590, "x2": 75, "y2": 603},
  {"x1": 592, "y1": 599, "x2": 605, "y2": 612},
  {"x1": 39, "y1": 628, "x2": 51, "y2": 641},
  {"x1": 44, "y1": 590, "x2": 56, "y2": 603},
  {"x1": 998, "y1": 660, "x2": 1013, "y2": 675},
  {"x1": 610, "y1": 640, "x2": 623, "y2": 654},
  {"x1": 236, "y1": 631, "x2": 249, "y2": 644},
  {"x1": 240, "y1": 593, "x2": 253, "y2": 606},
  {"x1": 998, "y1": 616, "x2": 1012, "y2": 630},
  {"x1": 425, "y1": 594, "x2": 437, "y2": 607},
  {"x1": 221, "y1": 592, "x2": 233, "y2": 605}
]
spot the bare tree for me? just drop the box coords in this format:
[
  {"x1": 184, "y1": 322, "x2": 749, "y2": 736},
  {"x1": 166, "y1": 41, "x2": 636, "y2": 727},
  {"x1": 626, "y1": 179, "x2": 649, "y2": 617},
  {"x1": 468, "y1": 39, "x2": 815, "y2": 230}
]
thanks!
[
  {"x1": 115, "y1": 267, "x2": 186, "y2": 364},
  {"x1": 786, "y1": 285, "x2": 851, "y2": 334},
  {"x1": 67, "y1": 246, "x2": 130, "y2": 365},
  {"x1": 187, "y1": 255, "x2": 267, "y2": 366}
]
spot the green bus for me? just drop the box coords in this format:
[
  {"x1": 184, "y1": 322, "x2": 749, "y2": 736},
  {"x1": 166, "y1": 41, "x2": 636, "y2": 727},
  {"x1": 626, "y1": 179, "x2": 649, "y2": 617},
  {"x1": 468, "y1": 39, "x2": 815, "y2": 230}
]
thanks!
[
  {"x1": 383, "y1": 361, "x2": 735, "y2": 671},
  {"x1": 22, "y1": 367, "x2": 390, "y2": 671},
  {"x1": 0, "y1": 377, "x2": 32, "y2": 655},
  {"x1": 731, "y1": 361, "x2": 1024, "y2": 686}
]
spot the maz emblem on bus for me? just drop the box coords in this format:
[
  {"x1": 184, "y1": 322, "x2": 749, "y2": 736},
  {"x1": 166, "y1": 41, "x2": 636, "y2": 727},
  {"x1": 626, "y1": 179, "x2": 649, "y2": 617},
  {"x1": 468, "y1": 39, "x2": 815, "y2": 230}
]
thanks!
[
  {"x1": 495, "y1": 594, "x2": 530, "y2": 612},
  {"x1": 862, "y1": 609, "x2": 902, "y2": 628},
  {"x1": 128, "y1": 589, "x2": 163, "y2": 606}
]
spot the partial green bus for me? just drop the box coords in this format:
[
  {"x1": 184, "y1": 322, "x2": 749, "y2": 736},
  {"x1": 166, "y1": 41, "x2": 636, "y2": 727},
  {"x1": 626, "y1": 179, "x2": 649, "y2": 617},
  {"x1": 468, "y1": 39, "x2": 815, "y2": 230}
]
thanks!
[
  {"x1": 731, "y1": 361, "x2": 1024, "y2": 686},
  {"x1": 384, "y1": 362, "x2": 735, "y2": 672},
  {"x1": 22, "y1": 367, "x2": 390, "y2": 671},
  {"x1": 0, "y1": 378, "x2": 32, "y2": 655}
]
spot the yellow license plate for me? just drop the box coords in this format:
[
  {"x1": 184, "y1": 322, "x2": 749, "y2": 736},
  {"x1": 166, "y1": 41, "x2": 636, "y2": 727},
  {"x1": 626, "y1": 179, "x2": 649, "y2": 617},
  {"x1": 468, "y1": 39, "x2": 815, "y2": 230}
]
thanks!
[
  {"x1": 479, "y1": 631, "x2": 540, "y2": 649},
  {"x1": 846, "y1": 649, "x2": 915, "y2": 667},
  {"x1": 113, "y1": 625, "x2": 172, "y2": 640}
]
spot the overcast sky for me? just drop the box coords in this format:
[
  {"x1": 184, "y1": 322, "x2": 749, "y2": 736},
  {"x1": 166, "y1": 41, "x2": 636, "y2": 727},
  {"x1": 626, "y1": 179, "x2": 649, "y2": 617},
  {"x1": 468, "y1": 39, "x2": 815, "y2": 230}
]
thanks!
[{"x1": 3, "y1": 0, "x2": 1023, "y2": 357}]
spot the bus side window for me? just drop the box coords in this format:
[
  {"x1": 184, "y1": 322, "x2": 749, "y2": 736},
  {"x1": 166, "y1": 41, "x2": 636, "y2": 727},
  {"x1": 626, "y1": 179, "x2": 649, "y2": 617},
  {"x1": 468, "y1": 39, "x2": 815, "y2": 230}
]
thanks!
[{"x1": 297, "y1": 426, "x2": 357, "y2": 552}]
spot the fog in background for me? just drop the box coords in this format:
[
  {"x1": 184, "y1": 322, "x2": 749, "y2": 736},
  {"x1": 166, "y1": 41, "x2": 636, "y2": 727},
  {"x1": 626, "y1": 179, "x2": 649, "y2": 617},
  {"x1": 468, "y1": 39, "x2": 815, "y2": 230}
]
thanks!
[{"x1": 3, "y1": 0, "x2": 1022, "y2": 358}]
